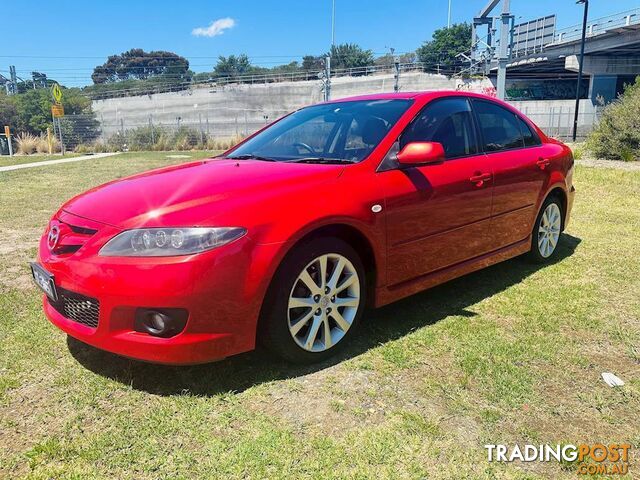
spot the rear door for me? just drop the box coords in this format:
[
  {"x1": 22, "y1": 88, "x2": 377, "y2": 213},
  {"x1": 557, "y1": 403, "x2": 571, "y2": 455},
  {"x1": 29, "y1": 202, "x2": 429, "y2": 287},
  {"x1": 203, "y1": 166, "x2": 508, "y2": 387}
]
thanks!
[
  {"x1": 471, "y1": 99, "x2": 550, "y2": 249},
  {"x1": 381, "y1": 97, "x2": 495, "y2": 286}
]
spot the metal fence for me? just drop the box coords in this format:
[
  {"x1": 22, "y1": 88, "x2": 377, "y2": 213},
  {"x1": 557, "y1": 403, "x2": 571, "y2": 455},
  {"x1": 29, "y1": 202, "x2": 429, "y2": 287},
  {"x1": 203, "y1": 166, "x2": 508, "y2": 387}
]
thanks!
[
  {"x1": 551, "y1": 8, "x2": 640, "y2": 45},
  {"x1": 518, "y1": 105, "x2": 603, "y2": 140},
  {"x1": 57, "y1": 102, "x2": 601, "y2": 151},
  {"x1": 58, "y1": 113, "x2": 269, "y2": 151}
]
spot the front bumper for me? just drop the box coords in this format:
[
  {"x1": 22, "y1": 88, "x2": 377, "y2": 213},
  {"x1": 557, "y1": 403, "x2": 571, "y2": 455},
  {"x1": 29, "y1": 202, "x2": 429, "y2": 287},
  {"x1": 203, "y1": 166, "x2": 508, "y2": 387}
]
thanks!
[{"x1": 37, "y1": 212, "x2": 279, "y2": 365}]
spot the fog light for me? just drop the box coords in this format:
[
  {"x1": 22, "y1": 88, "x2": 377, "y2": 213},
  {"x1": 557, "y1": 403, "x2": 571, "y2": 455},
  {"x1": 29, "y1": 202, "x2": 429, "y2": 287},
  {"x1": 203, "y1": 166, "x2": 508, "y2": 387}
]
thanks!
[{"x1": 135, "y1": 308, "x2": 188, "y2": 338}]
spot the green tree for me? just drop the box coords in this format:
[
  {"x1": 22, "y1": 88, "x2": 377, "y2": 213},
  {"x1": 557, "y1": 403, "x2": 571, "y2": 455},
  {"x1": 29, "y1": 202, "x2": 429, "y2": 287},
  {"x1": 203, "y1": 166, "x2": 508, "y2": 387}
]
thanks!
[
  {"x1": 10, "y1": 86, "x2": 98, "y2": 139},
  {"x1": 302, "y1": 55, "x2": 324, "y2": 72},
  {"x1": 14, "y1": 89, "x2": 52, "y2": 133},
  {"x1": 91, "y1": 49, "x2": 190, "y2": 84},
  {"x1": 213, "y1": 54, "x2": 252, "y2": 78},
  {"x1": 0, "y1": 93, "x2": 19, "y2": 131},
  {"x1": 327, "y1": 43, "x2": 374, "y2": 71},
  {"x1": 417, "y1": 23, "x2": 472, "y2": 73}
]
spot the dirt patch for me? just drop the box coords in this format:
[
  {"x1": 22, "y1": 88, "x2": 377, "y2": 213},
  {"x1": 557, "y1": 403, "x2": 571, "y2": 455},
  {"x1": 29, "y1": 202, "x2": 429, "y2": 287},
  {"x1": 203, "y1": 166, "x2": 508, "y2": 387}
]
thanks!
[{"x1": 0, "y1": 228, "x2": 40, "y2": 290}]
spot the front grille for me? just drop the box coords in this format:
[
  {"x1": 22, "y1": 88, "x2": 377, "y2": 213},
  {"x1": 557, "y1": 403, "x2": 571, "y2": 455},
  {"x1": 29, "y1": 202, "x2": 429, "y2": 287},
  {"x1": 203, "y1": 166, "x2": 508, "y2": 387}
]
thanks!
[
  {"x1": 50, "y1": 288, "x2": 100, "y2": 328},
  {"x1": 49, "y1": 219, "x2": 98, "y2": 256}
]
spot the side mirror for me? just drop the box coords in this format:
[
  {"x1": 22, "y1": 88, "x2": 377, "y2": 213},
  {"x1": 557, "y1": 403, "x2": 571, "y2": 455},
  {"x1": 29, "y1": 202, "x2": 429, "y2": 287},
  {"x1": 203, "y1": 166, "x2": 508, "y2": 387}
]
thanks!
[{"x1": 396, "y1": 142, "x2": 445, "y2": 166}]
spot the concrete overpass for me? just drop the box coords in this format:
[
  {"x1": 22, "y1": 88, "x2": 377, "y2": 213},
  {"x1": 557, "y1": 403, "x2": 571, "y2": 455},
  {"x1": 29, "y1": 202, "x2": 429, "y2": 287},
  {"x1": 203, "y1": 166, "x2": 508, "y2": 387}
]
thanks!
[{"x1": 497, "y1": 8, "x2": 640, "y2": 103}]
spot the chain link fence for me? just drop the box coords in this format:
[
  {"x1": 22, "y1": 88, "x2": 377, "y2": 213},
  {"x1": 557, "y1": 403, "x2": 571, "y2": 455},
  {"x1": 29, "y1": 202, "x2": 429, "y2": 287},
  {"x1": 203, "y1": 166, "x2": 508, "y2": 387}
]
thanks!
[
  {"x1": 518, "y1": 104, "x2": 603, "y2": 140},
  {"x1": 57, "y1": 104, "x2": 601, "y2": 152}
]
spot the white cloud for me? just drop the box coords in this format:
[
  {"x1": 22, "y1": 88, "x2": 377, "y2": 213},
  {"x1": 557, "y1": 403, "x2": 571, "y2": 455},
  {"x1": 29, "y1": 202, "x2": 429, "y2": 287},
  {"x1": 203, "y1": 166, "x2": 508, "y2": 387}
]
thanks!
[{"x1": 192, "y1": 17, "x2": 236, "y2": 38}]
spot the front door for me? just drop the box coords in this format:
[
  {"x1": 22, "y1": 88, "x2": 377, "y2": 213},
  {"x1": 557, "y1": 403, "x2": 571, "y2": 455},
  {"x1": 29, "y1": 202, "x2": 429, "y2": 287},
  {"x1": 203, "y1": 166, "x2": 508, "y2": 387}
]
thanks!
[{"x1": 381, "y1": 97, "x2": 494, "y2": 286}]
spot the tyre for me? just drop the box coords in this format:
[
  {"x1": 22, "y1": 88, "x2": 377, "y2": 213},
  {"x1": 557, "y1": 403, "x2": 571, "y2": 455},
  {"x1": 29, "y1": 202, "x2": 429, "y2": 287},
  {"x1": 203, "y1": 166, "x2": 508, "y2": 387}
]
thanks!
[
  {"x1": 528, "y1": 195, "x2": 563, "y2": 263},
  {"x1": 260, "y1": 237, "x2": 366, "y2": 363}
]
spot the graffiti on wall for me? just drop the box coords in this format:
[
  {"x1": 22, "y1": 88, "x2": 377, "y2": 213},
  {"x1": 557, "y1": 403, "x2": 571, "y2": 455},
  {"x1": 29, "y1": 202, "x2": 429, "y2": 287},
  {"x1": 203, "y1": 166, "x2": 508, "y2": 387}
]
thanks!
[{"x1": 506, "y1": 79, "x2": 590, "y2": 100}]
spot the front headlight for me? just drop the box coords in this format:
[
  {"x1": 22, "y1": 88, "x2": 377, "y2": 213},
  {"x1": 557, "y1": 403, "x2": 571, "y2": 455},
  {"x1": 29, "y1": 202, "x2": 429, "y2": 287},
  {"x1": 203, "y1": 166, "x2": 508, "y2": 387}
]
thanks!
[{"x1": 99, "y1": 227, "x2": 246, "y2": 257}]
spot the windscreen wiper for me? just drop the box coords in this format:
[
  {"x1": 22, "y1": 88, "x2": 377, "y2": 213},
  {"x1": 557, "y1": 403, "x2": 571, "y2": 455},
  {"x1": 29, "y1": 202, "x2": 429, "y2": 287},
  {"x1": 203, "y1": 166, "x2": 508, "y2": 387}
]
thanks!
[
  {"x1": 227, "y1": 154, "x2": 277, "y2": 162},
  {"x1": 288, "y1": 157, "x2": 356, "y2": 164}
]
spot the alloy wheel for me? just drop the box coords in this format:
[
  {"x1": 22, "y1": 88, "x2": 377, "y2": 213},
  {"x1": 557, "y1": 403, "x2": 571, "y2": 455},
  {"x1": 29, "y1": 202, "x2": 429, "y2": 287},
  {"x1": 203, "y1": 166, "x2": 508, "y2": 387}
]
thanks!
[
  {"x1": 537, "y1": 203, "x2": 561, "y2": 258},
  {"x1": 287, "y1": 253, "x2": 360, "y2": 352}
]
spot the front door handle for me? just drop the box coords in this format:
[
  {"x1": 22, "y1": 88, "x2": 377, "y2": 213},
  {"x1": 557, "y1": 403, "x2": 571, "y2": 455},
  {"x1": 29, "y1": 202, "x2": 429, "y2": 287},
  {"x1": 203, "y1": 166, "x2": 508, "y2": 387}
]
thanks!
[
  {"x1": 536, "y1": 158, "x2": 551, "y2": 169},
  {"x1": 469, "y1": 172, "x2": 492, "y2": 187}
]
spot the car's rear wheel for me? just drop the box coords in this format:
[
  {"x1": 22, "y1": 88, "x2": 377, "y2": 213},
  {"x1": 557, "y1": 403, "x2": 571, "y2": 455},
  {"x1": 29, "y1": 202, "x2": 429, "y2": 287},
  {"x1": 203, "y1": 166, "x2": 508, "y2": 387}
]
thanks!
[
  {"x1": 260, "y1": 237, "x2": 366, "y2": 363},
  {"x1": 528, "y1": 196, "x2": 563, "y2": 262}
]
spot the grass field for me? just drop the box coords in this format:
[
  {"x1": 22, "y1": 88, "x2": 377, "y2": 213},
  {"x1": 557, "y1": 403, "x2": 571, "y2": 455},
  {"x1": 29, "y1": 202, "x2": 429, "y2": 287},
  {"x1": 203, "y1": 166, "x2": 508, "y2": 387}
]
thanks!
[{"x1": 0, "y1": 151, "x2": 638, "y2": 479}]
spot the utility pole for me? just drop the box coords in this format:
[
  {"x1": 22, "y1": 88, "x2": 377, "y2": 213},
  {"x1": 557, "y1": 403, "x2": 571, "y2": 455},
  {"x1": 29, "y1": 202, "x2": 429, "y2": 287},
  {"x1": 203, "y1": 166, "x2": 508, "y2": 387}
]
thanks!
[
  {"x1": 496, "y1": 0, "x2": 511, "y2": 100},
  {"x1": 448, "y1": 0, "x2": 452, "y2": 28},
  {"x1": 8, "y1": 66, "x2": 18, "y2": 95},
  {"x1": 324, "y1": 56, "x2": 332, "y2": 101},
  {"x1": 331, "y1": 0, "x2": 336, "y2": 47},
  {"x1": 389, "y1": 48, "x2": 400, "y2": 92},
  {"x1": 572, "y1": 0, "x2": 589, "y2": 142}
]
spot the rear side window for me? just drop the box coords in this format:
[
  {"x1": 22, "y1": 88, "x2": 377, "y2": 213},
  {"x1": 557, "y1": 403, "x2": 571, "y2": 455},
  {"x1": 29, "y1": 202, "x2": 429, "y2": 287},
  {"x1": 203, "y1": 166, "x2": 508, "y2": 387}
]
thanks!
[
  {"x1": 400, "y1": 97, "x2": 479, "y2": 158},
  {"x1": 516, "y1": 116, "x2": 541, "y2": 147},
  {"x1": 472, "y1": 100, "x2": 524, "y2": 152}
]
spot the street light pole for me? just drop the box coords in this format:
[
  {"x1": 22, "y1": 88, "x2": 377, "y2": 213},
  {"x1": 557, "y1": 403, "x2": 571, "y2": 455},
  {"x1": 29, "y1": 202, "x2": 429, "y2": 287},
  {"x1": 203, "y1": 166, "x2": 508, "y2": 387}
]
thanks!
[
  {"x1": 572, "y1": 0, "x2": 589, "y2": 142},
  {"x1": 447, "y1": 0, "x2": 452, "y2": 28},
  {"x1": 331, "y1": 0, "x2": 336, "y2": 47}
]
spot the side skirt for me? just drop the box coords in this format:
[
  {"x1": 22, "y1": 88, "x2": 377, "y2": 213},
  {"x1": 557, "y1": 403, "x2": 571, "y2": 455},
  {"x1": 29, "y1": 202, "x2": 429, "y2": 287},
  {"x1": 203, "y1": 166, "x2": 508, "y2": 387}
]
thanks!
[{"x1": 374, "y1": 237, "x2": 531, "y2": 307}]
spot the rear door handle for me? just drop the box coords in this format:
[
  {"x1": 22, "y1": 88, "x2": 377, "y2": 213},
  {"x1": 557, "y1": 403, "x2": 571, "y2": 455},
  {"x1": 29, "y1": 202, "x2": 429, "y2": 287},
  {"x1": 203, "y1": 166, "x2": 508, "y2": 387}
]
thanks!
[
  {"x1": 536, "y1": 158, "x2": 551, "y2": 169},
  {"x1": 469, "y1": 172, "x2": 492, "y2": 187}
]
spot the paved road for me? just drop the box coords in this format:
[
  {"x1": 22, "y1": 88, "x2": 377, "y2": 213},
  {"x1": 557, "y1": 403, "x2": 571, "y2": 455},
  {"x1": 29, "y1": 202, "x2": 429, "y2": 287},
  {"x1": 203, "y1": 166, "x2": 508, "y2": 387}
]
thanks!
[{"x1": 0, "y1": 152, "x2": 119, "y2": 172}]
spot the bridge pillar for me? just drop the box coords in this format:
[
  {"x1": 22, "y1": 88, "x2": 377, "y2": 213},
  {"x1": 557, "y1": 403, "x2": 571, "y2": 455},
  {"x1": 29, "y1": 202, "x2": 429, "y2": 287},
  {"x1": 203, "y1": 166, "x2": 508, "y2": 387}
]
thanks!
[{"x1": 589, "y1": 75, "x2": 618, "y2": 104}]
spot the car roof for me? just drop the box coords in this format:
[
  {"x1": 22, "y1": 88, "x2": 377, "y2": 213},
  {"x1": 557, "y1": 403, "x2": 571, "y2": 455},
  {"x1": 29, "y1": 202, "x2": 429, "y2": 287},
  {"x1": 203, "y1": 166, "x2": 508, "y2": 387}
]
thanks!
[{"x1": 326, "y1": 90, "x2": 501, "y2": 104}]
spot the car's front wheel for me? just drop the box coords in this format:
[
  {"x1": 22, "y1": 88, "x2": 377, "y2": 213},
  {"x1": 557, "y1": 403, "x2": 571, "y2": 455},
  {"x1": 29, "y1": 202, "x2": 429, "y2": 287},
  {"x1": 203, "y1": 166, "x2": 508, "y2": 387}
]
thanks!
[{"x1": 260, "y1": 237, "x2": 366, "y2": 363}]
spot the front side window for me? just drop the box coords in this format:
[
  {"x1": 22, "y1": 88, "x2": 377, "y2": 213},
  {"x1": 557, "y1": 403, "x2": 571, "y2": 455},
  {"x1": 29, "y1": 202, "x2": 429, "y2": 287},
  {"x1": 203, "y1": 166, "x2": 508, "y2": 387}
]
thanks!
[
  {"x1": 400, "y1": 97, "x2": 479, "y2": 158},
  {"x1": 228, "y1": 99, "x2": 411, "y2": 163},
  {"x1": 472, "y1": 100, "x2": 524, "y2": 152}
]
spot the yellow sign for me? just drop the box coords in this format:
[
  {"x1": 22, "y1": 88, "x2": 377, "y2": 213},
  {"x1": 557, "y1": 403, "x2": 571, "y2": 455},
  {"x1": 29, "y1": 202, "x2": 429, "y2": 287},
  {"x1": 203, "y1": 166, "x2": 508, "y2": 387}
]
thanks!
[
  {"x1": 51, "y1": 103, "x2": 65, "y2": 118},
  {"x1": 3, "y1": 126, "x2": 9, "y2": 137},
  {"x1": 51, "y1": 83, "x2": 63, "y2": 103}
]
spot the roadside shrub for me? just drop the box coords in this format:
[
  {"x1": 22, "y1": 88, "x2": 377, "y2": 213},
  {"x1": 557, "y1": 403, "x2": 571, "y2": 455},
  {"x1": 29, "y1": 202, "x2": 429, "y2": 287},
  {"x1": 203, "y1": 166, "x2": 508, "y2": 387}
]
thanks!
[
  {"x1": 35, "y1": 134, "x2": 49, "y2": 154},
  {"x1": 172, "y1": 126, "x2": 201, "y2": 150},
  {"x1": 127, "y1": 125, "x2": 168, "y2": 150},
  {"x1": 85, "y1": 127, "x2": 245, "y2": 152},
  {"x1": 206, "y1": 135, "x2": 243, "y2": 151},
  {"x1": 105, "y1": 132, "x2": 127, "y2": 151},
  {"x1": 587, "y1": 76, "x2": 640, "y2": 161},
  {"x1": 15, "y1": 133, "x2": 38, "y2": 155},
  {"x1": 570, "y1": 143, "x2": 584, "y2": 160},
  {"x1": 74, "y1": 143, "x2": 92, "y2": 154},
  {"x1": 35, "y1": 134, "x2": 61, "y2": 154}
]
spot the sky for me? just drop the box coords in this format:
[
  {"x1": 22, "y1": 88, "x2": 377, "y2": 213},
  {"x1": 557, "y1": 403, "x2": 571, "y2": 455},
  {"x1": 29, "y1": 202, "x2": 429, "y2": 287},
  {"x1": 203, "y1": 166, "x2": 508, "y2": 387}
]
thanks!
[{"x1": 2, "y1": 0, "x2": 639, "y2": 87}]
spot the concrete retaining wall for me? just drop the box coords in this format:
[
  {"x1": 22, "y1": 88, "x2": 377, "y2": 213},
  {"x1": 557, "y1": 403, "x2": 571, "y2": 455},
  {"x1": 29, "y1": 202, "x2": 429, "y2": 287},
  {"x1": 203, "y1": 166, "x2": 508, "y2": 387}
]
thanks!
[
  {"x1": 91, "y1": 73, "x2": 598, "y2": 140},
  {"x1": 92, "y1": 72, "x2": 458, "y2": 138}
]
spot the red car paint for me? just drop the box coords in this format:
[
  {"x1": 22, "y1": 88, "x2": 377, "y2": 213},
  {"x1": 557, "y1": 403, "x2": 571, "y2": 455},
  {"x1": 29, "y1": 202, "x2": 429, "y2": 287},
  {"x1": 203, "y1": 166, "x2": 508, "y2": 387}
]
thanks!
[{"x1": 36, "y1": 91, "x2": 575, "y2": 364}]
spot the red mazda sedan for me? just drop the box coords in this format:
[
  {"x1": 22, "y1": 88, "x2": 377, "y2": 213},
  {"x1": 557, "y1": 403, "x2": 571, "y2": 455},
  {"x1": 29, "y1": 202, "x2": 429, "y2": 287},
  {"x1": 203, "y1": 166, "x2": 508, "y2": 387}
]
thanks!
[{"x1": 33, "y1": 91, "x2": 575, "y2": 364}]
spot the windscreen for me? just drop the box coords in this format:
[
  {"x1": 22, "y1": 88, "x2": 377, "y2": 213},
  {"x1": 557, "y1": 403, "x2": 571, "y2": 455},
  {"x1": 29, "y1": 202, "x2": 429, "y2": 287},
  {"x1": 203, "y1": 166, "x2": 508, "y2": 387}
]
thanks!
[{"x1": 228, "y1": 99, "x2": 412, "y2": 163}]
